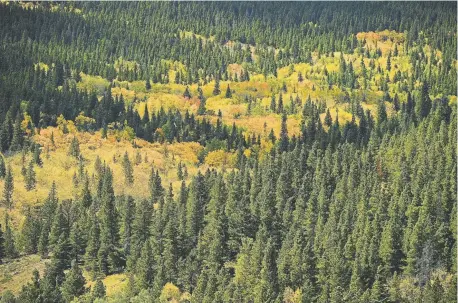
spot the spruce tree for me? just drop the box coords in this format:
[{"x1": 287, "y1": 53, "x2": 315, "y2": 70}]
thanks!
[
  {"x1": 2, "y1": 165, "x2": 13, "y2": 209},
  {"x1": 183, "y1": 86, "x2": 192, "y2": 99},
  {"x1": 122, "y1": 151, "x2": 134, "y2": 185},
  {"x1": 61, "y1": 260, "x2": 86, "y2": 302},
  {"x1": 92, "y1": 279, "x2": 106, "y2": 300},
  {"x1": 9, "y1": 113, "x2": 23, "y2": 152},
  {"x1": 68, "y1": 137, "x2": 80, "y2": 158},
  {"x1": 213, "y1": 77, "x2": 221, "y2": 95},
  {"x1": 0, "y1": 155, "x2": 6, "y2": 178},
  {"x1": 136, "y1": 240, "x2": 154, "y2": 289},
  {"x1": 21, "y1": 208, "x2": 40, "y2": 254},
  {"x1": 279, "y1": 113, "x2": 289, "y2": 152},
  {"x1": 25, "y1": 160, "x2": 36, "y2": 191},
  {"x1": 324, "y1": 109, "x2": 333, "y2": 127},
  {"x1": 4, "y1": 214, "x2": 18, "y2": 259},
  {"x1": 225, "y1": 85, "x2": 232, "y2": 98}
]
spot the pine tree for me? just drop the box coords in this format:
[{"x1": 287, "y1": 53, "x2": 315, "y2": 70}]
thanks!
[
  {"x1": 92, "y1": 279, "x2": 106, "y2": 300},
  {"x1": 145, "y1": 77, "x2": 151, "y2": 90},
  {"x1": 17, "y1": 269, "x2": 41, "y2": 302},
  {"x1": 21, "y1": 208, "x2": 40, "y2": 254},
  {"x1": 61, "y1": 260, "x2": 86, "y2": 302},
  {"x1": 68, "y1": 137, "x2": 80, "y2": 158},
  {"x1": 136, "y1": 240, "x2": 154, "y2": 289},
  {"x1": 81, "y1": 177, "x2": 92, "y2": 208},
  {"x1": 0, "y1": 155, "x2": 6, "y2": 178},
  {"x1": 183, "y1": 86, "x2": 192, "y2": 99},
  {"x1": 4, "y1": 214, "x2": 18, "y2": 259},
  {"x1": 69, "y1": 222, "x2": 85, "y2": 263},
  {"x1": 270, "y1": 95, "x2": 277, "y2": 112},
  {"x1": 120, "y1": 195, "x2": 135, "y2": 257},
  {"x1": 122, "y1": 151, "x2": 134, "y2": 185},
  {"x1": 386, "y1": 52, "x2": 391, "y2": 71},
  {"x1": 298, "y1": 72, "x2": 304, "y2": 82},
  {"x1": 9, "y1": 113, "x2": 23, "y2": 152},
  {"x1": 279, "y1": 113, "x2": 289, "y2": 152},
  {"x1": 213, "y1": 77, "x2": 221, "y2": 95},
  {"x1": 416, "y1": 80, "x2": 432, "y2": 119},
  {"x1": 2, "y1": 165, "x2": 13, "y2": 209},
  {"x1": 25, "y1": 160, "x2": 36, "y2": 191},
  {"x1": 38, "y1": 182, "x2": 58, "y2": 258},
  {"x1": 277, "y1": 93, "x2": 284, "y2": 114},
  {"x1": 84, "y1": 212, "x2": 100, "y2": 276},
  {"x1": 324, "y1": 109, "x2": 332, "y2": 127},
  {"x1": 98, "y1": 168, "x2": 120, "y2": 274},
  {"x1": 225, "y1": 85, "x2": 232, "y2": 98},
  {"x1": 177, "y1": 162, "x2": 184, "y2": 180}
]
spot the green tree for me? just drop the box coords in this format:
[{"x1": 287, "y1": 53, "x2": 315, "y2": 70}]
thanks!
[
  {"x1": 68, "y1": 137, "x2": 81, "y2": 158},
  {"x1": 61, "y1": 260, "x2": 86, "y2": 302},
  {"x1": 25, "y1": 160, "x2": 36, "y2": 191},
  {"x1": 213, "y1": 77, "x2": 221, "y2": 95},
  {"x1": 136, "y1": 240, "x2": 154, "y2": 289},
  {"x1": 225, "y1": 85, "x2": 232, "y2": 98},
  {"x1": 9, "y1": 113, "x2": 23, "y2": 152},
  {"x1": 0, "y1": 155, "x2": 6, "y2": 178},
  {"x1": 92, "y1": 279, "x2": 106, "y2": 300},
  {"x1": 324, "y1": 109, "x2": 332, "y2": 127},
  {"x1": 183, "y1": 86, "x2": 192, "y2": 99},
  {"x1": 2, "y1": 165, "x2": 13, "y2": 209},
  {"x1": 122, "y1": 151, "x2": 134, "y2": 185},
  {"x1": 3, "y1": 214, "x2": 17, "y2": 259}
]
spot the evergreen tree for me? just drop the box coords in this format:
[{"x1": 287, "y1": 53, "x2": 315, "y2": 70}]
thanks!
[
  {"x1": 21, "y1": 208, "x2": 40, "y2": 254},
  {"x1": 0, "y1": 155, "x2": 6, "y2": 178},
  {"x1": 213, "y1": 77, "x2": 221, "y2": 95},
  {"x1": 61, "y1": 260, "x2": 86, "y2": 302},
  {"x1": 92, "y1": 279, "x2": 106, "y2": 300},
  {"x1": 136, "y1": 240, "x2": 154, "y2": 289},
  {"x1": 183, "y1": 86, "x2": 192, "y2": 99},
  {"x1": 2, "y1": 165, "x2": 13, "y2": 209},
  {"x1": 25, "y1": 160, "x2": 36, "y2": 191},
  {"x1": 9, "y1": 113, "x2": 23, "y2": 152},
  {"x1": 279, "y1": 113, "x2": 289, "y2": 152},
  {"x1": 68, "y1": 137, "x2": 80, "y2": 158},
  {"x1": 122, "y1": 151, "x2": 134, "y2": 185},
  {"x1": 324, "y1": 109, "x2": 333, "y2": 127},
  {"x1": 225, "y1": 85, "x2": 232, "y2": 98},
  {"x1": 3, "y1": 214, "x2": 17, "y2": 259}
]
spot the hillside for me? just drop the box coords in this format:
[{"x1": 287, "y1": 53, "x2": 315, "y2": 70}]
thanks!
[{"x1": 0, "y1": 2, "x2": 456, "y2": 303}]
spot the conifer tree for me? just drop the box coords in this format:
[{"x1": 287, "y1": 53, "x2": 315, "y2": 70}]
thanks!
[
  {"x1": 225, "y1": 85, "x2": 232, "y2": 98},
  {"x1": 270, "y1": 95, "x2": 277, "y2": 112},
  {"x1": 25, "y1": 160, "x2": 36, "y2": 191},
  {"x1": 279, "y1": 113, "x2": 289, "y2": 152},
  {"x1": 183, "y1": 86, "x2": 192, "y2": 99},
  {"x1": 68, "y1": 137, "x2": 80, "y2": 158},
  {"x1": 324, "y1": 109, "x2": 333, "y2": 127},
  {"x1": 92, "y1": 279, "x2": 106, "y2": 300},
  {"x1": 0, "y1": 155, "x2": 6, "y2": 178},
  {"x1": 122, "y1": 151, "x2": 134, "y2": 185},
  {"x1": 213, "y1": 77, "x2": 221, "y2": 95},
  {"x1": 3, "y1": 214, "x2": 17, "y2": 259},
  {"x1": 2, "y1": 165, "x2": 13, "y2": 209},
  {"x1": 21, "y1": 208, "x2": 40, "y2": 254},
  {"x1": 61, "y1": 260, "x2": 86, "y2": 302},
  {"x1": 9, "y1": 113, "x2": 23, "y2": 152},
  {"x1": 136, "y1": 240, "x2": 154, "y2": 289}
]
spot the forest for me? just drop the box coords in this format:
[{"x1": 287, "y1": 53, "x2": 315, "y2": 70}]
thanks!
[{"x1": 0, "y1": 1, "x2": 456, "y2": 303}]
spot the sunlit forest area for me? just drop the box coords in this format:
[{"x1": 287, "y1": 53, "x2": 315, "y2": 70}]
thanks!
[{"x1": 0, "y1": 2, "x2": 456, "y2": 302}]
